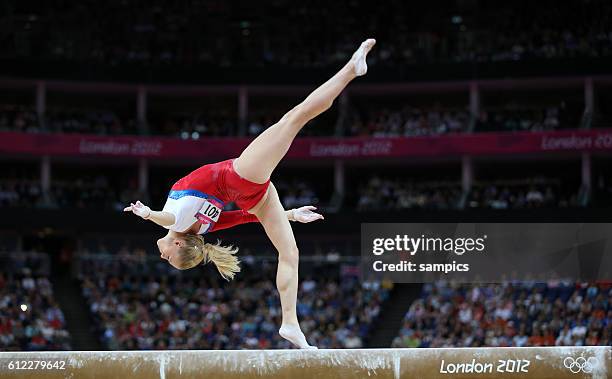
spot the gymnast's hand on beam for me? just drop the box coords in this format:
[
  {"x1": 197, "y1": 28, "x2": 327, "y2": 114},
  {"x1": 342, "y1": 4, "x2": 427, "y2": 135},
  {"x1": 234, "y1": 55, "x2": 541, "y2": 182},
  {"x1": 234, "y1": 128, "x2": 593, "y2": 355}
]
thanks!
[
  {"x1": 123, "y1": 200, "x2": 152, "y2": 220},
  {"x1": 290, "y1": 205, "x2": 324, "y2": 223}
]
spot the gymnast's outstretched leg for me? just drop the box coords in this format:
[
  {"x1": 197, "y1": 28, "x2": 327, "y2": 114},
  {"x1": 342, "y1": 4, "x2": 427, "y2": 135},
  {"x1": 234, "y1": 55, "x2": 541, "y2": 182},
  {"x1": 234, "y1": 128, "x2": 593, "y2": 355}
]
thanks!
[
  {"x1": 233, "y1": 38, "x2": 375, "y2": 183},
  {"x1": 233, "y1": 39, "x2": 376, "y2": 348}
]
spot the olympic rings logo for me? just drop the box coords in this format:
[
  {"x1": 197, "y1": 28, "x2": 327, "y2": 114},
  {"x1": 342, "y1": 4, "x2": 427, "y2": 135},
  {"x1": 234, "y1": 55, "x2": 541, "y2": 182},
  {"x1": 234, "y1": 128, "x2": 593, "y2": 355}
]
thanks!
[{"x1": 563, "y1": 356, "x2": 598, "y2": 374}]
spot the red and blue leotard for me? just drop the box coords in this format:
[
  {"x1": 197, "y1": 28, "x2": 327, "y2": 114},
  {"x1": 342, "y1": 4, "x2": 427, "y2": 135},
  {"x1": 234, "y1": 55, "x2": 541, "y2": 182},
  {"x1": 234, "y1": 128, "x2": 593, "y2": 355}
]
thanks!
[{"x1": 162, "y1": 159, "x2": 270, "y2": 234}]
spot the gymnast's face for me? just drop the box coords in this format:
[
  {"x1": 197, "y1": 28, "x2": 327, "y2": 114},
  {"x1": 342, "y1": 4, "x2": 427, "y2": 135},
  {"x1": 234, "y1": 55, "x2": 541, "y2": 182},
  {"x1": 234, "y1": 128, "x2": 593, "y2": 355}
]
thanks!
[{"x1": 157, "y1": 237, "x2": 183, "y2": 269}]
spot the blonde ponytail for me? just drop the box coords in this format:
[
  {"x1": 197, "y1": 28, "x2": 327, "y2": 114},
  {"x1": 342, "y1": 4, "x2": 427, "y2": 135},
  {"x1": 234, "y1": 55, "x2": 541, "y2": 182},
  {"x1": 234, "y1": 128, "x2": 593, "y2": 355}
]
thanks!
[
  {"x1": 178, "y1": 235, "x2": 241, "y2": 280},
  {"x1": 203, "y1": 241, "x2": 241, "y2": 281}
]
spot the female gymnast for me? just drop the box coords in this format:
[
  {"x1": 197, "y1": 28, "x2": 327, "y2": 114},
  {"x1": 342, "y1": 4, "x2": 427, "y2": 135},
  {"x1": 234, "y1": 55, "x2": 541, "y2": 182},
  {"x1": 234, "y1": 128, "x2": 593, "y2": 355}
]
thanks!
[{"x1": 124, "y1": 38, "x2": 376, "y2": 349}]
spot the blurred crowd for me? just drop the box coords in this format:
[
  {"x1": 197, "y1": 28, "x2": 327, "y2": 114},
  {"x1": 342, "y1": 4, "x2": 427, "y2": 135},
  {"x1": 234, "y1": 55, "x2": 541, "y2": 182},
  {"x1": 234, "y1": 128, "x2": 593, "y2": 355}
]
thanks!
[
  {"x1": 276, "y1": 179, "x2": 320, "y2": 209},
  {"x1": 160, "y1": 111, "x2": 236, "y2": 139},
  {"x1": 474, "y1": 104, "x2": 582, "y2": 133},
  {"x1": 1, "y1": 103, "x2": 585, "y2": 137},
  {"x1": 0, "y1": 105, "x2": 135, "y2": 135},
  {"x1": 0, "y1": 104, "x2": 234, "y2": 138},
  {"x1": 0, "y1": 170, "x2": 319, "y2": 212},
  {"x1": 0, "y1": 173, "x2": 141, "y2": 211},
  {"x1": 392, "y1": 281, "x2": 611, "y2": 348},
  {"x1": 345, "y1": 101, "x2": 585, "y2": 138},
  {"x1": 0, "y1": 253, "x2": 71, "y2": 350},
  {"x1": 356, "y1": 176, "x2": 462, "y2": 211},
  {"x1": 346, "y1": 107, "x2": 469, "y2": 137},
  {"x1": 467, "y1": 177, "x2": 580, "y2": 209},
  {"x1": 1, "y1": 170, "x2": 590, "y2": 211},
  {"x1": 2, "y1": 1, "x2": 611, "y2": 67},
  {"x1": 78, "y1": 252, "x2": 389, "y2": 349},
  {"x1": 0, "y1": 176, "x2": 42, "y2": 208},
  {"x1": 353, "y1": 175, "x2": 584, "y2": 211},
  {"x1": 45, "y1": 108, "x2": 135, "y2": 135},
  {"x1": 0, "y1": 105, "x2": 40, "y2": 133}
]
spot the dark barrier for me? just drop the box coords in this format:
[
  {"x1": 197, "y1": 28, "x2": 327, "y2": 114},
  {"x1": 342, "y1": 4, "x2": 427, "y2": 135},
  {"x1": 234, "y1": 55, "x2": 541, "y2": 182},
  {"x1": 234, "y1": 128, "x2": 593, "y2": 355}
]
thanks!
[{"x1": 2, "y1": 57, "x2": 612, "y2": 84}]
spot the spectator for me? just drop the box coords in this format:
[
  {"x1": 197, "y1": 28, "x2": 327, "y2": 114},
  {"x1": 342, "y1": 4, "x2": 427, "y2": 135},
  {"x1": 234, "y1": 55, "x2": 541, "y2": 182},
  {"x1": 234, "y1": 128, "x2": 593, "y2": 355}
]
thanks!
[
  {"x1": 79, "y1": 249, "x2": 390, "y2": 349},
  {"x1": 0, "y1": 256, "x2": 71, "y2": 351},
  {"x1": 392, "y1": 281, "x2": 611, "y2": 348}
]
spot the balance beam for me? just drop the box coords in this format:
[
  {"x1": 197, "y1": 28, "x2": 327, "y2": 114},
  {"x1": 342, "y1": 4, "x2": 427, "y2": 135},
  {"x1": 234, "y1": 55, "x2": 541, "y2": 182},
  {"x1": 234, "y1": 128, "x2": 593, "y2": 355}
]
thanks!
[{"x1": 0, "y1": 347, "x2": 609, "y2": 379}]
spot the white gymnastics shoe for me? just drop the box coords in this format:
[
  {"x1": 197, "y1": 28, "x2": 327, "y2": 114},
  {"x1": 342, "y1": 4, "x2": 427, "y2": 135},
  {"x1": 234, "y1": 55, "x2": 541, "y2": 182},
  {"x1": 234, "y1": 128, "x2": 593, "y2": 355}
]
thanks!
[
  {"x1": 279, "y1": 324, "x2": 318, "y2": 349},
  {"x1": 351, "y1": 38, "x2": 376, "y2": 76}
]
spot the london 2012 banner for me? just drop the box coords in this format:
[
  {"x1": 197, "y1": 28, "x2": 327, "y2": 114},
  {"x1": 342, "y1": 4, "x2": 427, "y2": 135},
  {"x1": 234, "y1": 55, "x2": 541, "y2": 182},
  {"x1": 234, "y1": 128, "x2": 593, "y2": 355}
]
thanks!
[{"x1": 1, "y1": 129, "x2": 612, "y2": 160}]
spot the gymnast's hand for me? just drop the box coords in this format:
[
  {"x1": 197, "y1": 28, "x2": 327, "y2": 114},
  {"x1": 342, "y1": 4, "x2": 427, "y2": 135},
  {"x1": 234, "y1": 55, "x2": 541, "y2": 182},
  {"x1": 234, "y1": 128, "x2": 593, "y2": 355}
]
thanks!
[
  {"x1": 123, "y1": 200, "x2": 152, "y2": 220},
  {"x1": 290, "y1": 206, "x2": 324, "y2": 223}
]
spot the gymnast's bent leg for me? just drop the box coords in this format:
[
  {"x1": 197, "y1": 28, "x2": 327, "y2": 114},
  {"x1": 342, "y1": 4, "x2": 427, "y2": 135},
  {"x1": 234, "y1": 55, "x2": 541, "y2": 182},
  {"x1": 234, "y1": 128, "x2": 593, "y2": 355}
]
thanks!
[{"x1": 254, "y1": 183, "x2": 315, "y2": 348}]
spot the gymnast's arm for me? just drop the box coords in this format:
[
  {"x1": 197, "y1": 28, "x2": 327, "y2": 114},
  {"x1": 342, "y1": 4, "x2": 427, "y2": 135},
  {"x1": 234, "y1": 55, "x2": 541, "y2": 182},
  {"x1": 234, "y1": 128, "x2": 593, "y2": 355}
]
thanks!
[
  {"x1": 210, "y1": 205, "x2": 323, "y2": 232},
  {"x1": 208, "y1": 205, "x2": 324, "y2": 232},
  {"x1": 123, "y1": 200, "x2": 175, "y2": 227},
  {"x1": 209, "y1": 210, "x2": 259, "y2": 232},
  {"x1": 286, "y1": 205, "x2": 324, "y2": 223}
]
